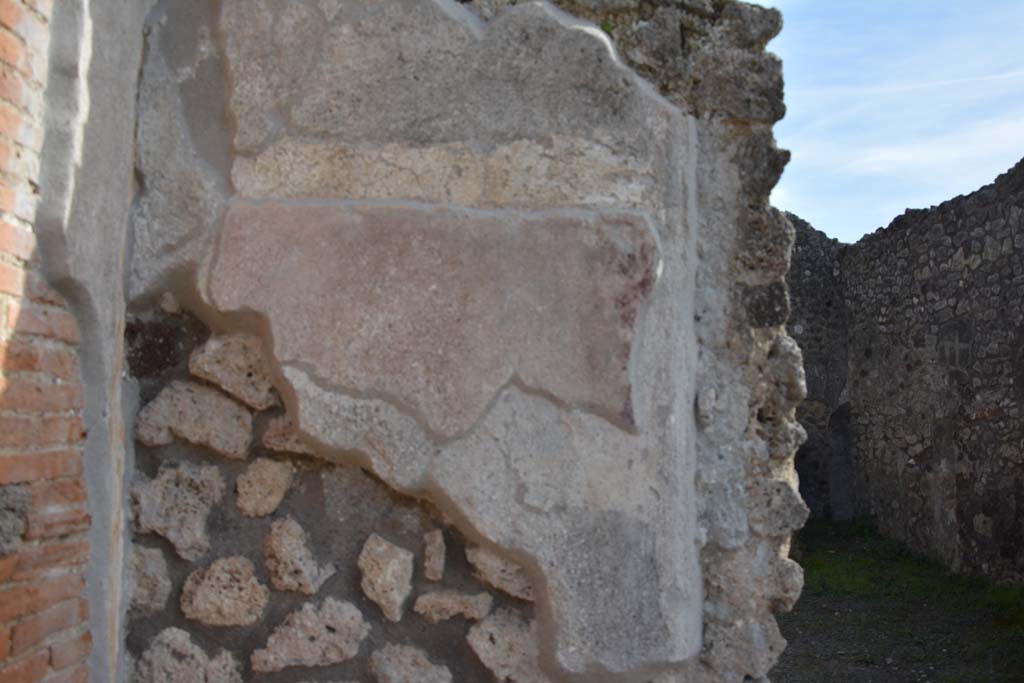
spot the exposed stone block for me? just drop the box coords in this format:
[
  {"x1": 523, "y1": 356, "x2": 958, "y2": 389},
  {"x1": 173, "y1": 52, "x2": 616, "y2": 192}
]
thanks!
[
  {"x1": 414, "y1": 590, "x2": 492, "y2": 623},
  {"x1": 251, "y1": 597, "x2": 370, "y2": 672},
  {"x1": 467, "y1": 609, "x2": 549, "y2": 683},
  {"x1": 369, "y1": 643, "x2": 452, "y2": 683},
  {"x1": 133, "y1": 627, "x2": 241, "y2": 683},
  {"x1": 422, "y1": 529, "x2": 445, "y2": 582},
  {"x1": 358, "y1": 533, "x2": 414, "y2": 622},
  {"x1": 264, "y1": 516, "x2": 335, "y2": 595},
  {"x1": 135, "y1": 380, "x2": 252, "y2": 460},
  {"x1": 747, "y1": 479, "x2": 810, "y2": 538},
  {"x1": 180, "y1": 556, "x2": 269, "y2": 626},
  {"x1": 128, "y1": 546, "x2": 170, "y2": 613},
  {"x1": 188, "y1": 333, "x2": 278, "y2": 410},
  {"x1": 0, "y1": 484, "x2": 28, "y2": 555},
  {"x1": 262, "y1": 415, "x2": 314, "y2": 455},
  {"x1": 132, "y1": 462, "x2": 225, "y2": 561},
  {"x1": 236, "y1": 457, "x2": 293, "y2": 517},
  {"x1": 465, "y1": 546, "x2": 534, "y2": 602}
]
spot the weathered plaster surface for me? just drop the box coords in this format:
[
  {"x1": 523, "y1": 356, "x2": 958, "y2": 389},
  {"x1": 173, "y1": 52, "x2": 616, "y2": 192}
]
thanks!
[
  {"x1": 35, "y1": 1, "x2": 152, "y2": 681},
  {"x1": 208, "y1": 202, "x2": 660, "y2": 436},
  {"x1": 119, "y1": 1, "x2": 805, "y2": 682}
]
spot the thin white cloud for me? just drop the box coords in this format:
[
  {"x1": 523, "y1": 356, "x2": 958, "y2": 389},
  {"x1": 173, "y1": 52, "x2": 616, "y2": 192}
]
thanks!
[
  {"x1": 764, "y1": 1, "x2": 1024, "y2": 240},
  {"x1": 790, "y1": 69, "x2": 1024, "y2": 98},
  {"x1": 843, "y1": 110, "x2": 1024, "y2": 177}
]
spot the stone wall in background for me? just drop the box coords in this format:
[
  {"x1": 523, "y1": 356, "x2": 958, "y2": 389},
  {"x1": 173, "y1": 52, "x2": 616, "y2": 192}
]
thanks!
[
  {"x1": 786, "y1": 215, "x2": 863, "y2": 521},
  {"x1": 789, "y1": 158, "x2": 1024, "y2": 581},
  {"x1": 124, "y1": 1, "x2": 806, "y2": 682},
  {"x1": 844, "y1": 159, "x2": 1024, "y2": 581}
]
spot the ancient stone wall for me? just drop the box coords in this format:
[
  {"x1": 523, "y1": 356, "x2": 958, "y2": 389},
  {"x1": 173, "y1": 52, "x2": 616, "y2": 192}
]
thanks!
[
  {"x1": 0, "y1": 1, "x2": 95, "y2": 681},
  {"x1": 786, "y1": 215, "x2": 863, "y2": 521},
  {"x1": 5, "y1": 1, "x2": 807, "y2": 682},
  {"x1": 121, "y1": 1, "x2": 806, "y2": 682},
  {"x1": 842, "y1": 159, "x2": 1024, "y2": 581},
  {"x1": 789, "y1": 158, "x2": 1024, "y2": 581}
]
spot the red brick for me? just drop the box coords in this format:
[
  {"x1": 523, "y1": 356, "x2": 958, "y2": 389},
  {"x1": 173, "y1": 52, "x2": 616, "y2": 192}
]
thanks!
[
  {"x1": 0, "y1": 184, "x2": 15, "y2": 214},
  {"x1": 0, "y1": 649, "x2": 48, "y2": 682},
  {"x1": 9, "y1": 540, "x2": 87, "y2": 581},
  {"x1": 24, "y1": 509, "x2": 89, "y2": 540},
  {"x1": 0, "y1": 3, "x2": 43, "y2": 53},
  {"x1": 0, "y1": 452, "x2": 82, "y2": 485},
  {"x1": 0, "y1": 554, "x2": 15, "y2": 581},
  {"x1": 0, "y1": 376, "x2": 83, "y2": 412},
  {"x1": 0, "y1": 415, "x2": 85, "y2": 449},
  {"x1": 47, "y1": 631, "x2": 89, "y2": 671},
  {"x1": 23, "y1": 272, "x2": 61, "y2": 306},
  {"x1": 43, "y1": 663, "x2": 86, "y2": 683},
  {"x1": 0, "y1": 258, "x2": 23, "y2": 295},
  {"x1": 22, "y1": 0, "x2": 51, "y2": 21},
  {"x1": 11, "y1": 599, "x2": 85, "y2": 655},
  {"x1": 0, "y1": 67, "x2": 24, "y2": 110},
  {"x1": 0, "y1": 29, "x2": 24, "y2": 76},
  {"x1": 28, "y1": 479, "x2": 85, "y2": 511},
  {"x1": 0, "y1": 625, "x2": 10, "y2": 660},
  {"x1": 0, "y1": 221, "x2": 33, "y2": 261},
  {"x1": 6, "y1": 302, "x2": 79, "y2": 344},
  {"x1": 0, "y1": 340, "x2": 78, "y2": 379},
  {"x1": 0, "y1": 101, "x2": 24, "y2": 145},
  {"x1": 0, "y1": 1, "x2": 23, "y2": 33},
  {"x1": 0, "y1": 574, "x2": 84, "y2": 623}
]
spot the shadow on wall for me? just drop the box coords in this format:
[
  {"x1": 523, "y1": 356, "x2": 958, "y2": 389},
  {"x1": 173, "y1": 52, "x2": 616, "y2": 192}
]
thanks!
[
  {"x1": 793, "y1": 401, "x2": 862, "y2": 522},
  {"x1": 788, "y1": 157, "x2": 1024, "y2": 582},
  {"x1": 0, "y1": 237, "x2": 92, "y2": 677}
]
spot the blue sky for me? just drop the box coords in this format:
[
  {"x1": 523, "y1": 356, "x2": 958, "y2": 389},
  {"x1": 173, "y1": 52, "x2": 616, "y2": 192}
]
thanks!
[{"x1": 756, "y1": 0, "x2": 1024, "y2": 243}]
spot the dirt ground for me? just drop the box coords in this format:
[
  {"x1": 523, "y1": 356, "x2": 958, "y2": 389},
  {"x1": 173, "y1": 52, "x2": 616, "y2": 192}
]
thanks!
[{"x1": 772, "y1": 521, "x2": 1024, "y2": 683}]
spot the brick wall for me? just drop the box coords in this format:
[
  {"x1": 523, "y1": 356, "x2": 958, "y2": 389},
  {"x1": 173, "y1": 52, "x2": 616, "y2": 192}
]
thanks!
[{"x1": 0, "y1": 2, "x2": 92, "y2": 682}]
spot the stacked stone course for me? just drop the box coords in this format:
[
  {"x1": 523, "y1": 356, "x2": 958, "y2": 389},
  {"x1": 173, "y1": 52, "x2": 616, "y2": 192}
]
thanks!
[
  {"x1": 125, "y1": 316, "x2": 545, "y2": 682},
  {"x1": 789, "y1": 158, "x2": 1024, "y2": 581},
  {"x1": 785, "y1": 214, "x2": 860, "y2": 521},
  {"x1": 0, "y1": 2, "x2": 93, "y2": 682}
]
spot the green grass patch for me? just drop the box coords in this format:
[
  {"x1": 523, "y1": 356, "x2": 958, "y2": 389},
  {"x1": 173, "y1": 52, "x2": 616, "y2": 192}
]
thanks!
[{"x1": 792, "y1": 519, "x2": 1024, "y2": 679}]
